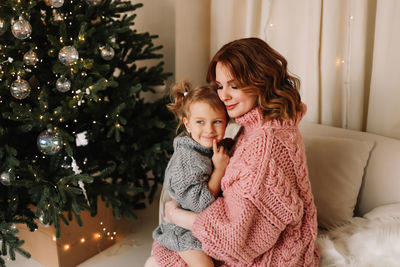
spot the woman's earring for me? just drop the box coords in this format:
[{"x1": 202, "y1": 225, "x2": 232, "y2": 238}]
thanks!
[{"x1": 187, "y1": 129, "x2": 191, "y2": 135}]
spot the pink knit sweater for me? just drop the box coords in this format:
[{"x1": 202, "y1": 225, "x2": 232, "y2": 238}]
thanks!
[{"x1": 152, "y1": 105, "x2": 319, "y2": 266}]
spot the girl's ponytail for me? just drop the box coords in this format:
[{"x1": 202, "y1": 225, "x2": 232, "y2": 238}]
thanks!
[{"x1": 167, "y1": 80, "x2": 192, "y2": 131}]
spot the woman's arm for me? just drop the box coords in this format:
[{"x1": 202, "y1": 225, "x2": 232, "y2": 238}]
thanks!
[{"x1": 164, "y1": 199, "x2": 197, "y2": 231}]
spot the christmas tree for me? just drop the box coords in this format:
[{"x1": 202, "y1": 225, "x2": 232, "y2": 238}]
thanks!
[{"x1": 0, "y1": 0, "x2": 174, "y2": 265}]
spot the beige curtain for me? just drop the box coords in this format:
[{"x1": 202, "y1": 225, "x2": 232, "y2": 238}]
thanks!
[{"x1": 175, "y1": 0, "x2": 400, "y2": 139}]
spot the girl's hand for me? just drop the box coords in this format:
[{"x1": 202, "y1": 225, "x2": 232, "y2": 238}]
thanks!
[
  {"x1": 164, "y1": 199, "x2": 179, "y2": 224},
  {"x1": 212, "y1": 139, "x2": 230, "y2": 172}
]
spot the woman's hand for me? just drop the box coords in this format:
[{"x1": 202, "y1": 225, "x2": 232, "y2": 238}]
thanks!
[
  {"x1": 163, "y1": 199, "x2": 197, "y2": 231},
  {"x1": 164, "y1": 199, "x2": 179, "y2": 224}
]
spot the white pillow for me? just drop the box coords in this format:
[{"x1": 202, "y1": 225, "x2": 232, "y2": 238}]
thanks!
[{"x1": 303, "y1": 136, "x2": 374, "y2": 229}]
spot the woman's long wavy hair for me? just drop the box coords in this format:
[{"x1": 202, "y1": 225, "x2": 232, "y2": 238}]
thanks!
[{"x1": 207, "y1": 37, "x2": 302, "y2": 120}]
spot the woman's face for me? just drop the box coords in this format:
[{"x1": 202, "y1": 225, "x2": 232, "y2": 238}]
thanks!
[{"x1": 215, "y1": 62, "x2": 257, "y2": 118}]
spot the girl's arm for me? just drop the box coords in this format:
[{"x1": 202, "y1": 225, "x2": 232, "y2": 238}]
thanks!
[{"x1": 164, "y1": 199, "x2": 197, "y2": 231}]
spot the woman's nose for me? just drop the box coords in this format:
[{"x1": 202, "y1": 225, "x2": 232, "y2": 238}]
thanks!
[{"x1": 218, "y1": 87, "x2": 230, "y2": 101}]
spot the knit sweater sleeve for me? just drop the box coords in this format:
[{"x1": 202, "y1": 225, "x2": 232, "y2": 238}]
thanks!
[
  {"x1": 166, "y1": 148, "x2": 215, "y2": 213},
  {"x1": 192, "y1": 130, "x2": 304, "y2": 265}
]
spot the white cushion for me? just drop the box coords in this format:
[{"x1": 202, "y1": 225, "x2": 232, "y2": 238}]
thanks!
[{"x1": 303, "y1": 136, "x2": 374, "y2": 229}]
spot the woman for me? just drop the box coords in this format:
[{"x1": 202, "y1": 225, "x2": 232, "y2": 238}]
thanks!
[{"x1": 146, "y1": 37, "x2": 319, "y2": 266}]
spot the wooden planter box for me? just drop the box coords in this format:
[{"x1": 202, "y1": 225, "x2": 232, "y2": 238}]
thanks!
[{"x1": 17, "y1": 200, "x2": 115, "y2": 267}]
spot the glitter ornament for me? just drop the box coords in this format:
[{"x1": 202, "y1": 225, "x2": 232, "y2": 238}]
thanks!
[
  {"x1": 37, "y1": 129, "x2": 63, "y2": 155},
  {"x1": 11, "y1": 17, "x2": 32, "y2": 40},
  {"x1": 10, "y1": 78, "x2": 31, "y2": 100},
  {"x1": 101, "y1": 47, "x2": 115, "y2": 61},
  {"x1": 50, "y1": 0, "x2": 64, "y2": 8},
  {"x1": 85, "y1": 0, "x2": 102, "y2": 5},
  {"x1": 56, "y1": 76, "x2": 71, "y2": 92},
  {"x1": 58, "y1": 46, "x2": 79, "y2": 65},
  {"x1": 0, "y1": 18, "x2": 8, "y2": 36},
  {"x1": 0, "y1": 171, "x2": 12, "y2": 186},
  {"x1": 23, "y1": 50, "x2": 39, "y2": 66}
]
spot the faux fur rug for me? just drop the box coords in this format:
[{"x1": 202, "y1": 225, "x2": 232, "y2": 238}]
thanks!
[{"x1": 317, "y1": 203, "x2": 400, "y2": 267}]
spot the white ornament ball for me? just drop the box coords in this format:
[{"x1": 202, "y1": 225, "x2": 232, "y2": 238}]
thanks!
[
  {"x1": 23, "y1": 50, "x2": 39, "y2": 66},
  {"x1": 58, "y1": 46, "x2": 79, "y2": 66},
  {"x1": 56, "y1": 77, "x2": 71, "y2": 92},
  {"x1": 37, "y1": 129, "x2": 63, "y2": 155},
  {"x1": 101, "y1": 47, "x2": 115, "y2": 61},
  {"x1": 11, "y1": 17, "x2": 32, "y2": 40},
  {"x1": 10, "y1": 78, "x2": 31, "y2": 100},
  {"x1": 50, "y1": 0, "x2": 64, "y2": 8},
  {"x1": 1, "y1": 171, "x2": 11, "y2": 186}
]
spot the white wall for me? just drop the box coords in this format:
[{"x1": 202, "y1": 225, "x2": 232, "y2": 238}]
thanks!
[
  {"x1": 132, "y1": 0, "x2": 176, "y2": 98},
  {"x1": 133, "y1": 0, "x2": 212, "y2": 89}
]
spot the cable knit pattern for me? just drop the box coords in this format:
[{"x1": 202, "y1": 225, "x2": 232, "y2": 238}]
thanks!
[
  {"x1": 152, "y1": 104, "x2": 319, "y2": 266},
  {"x1": 153, "y1": 134, "x2": 215, "y2": 252}
]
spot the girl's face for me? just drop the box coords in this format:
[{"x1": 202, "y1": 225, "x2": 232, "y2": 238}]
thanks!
[
  {"x1": 183, "y1": 102, "x2": 227, "y2": 148},
  {"x1": 215, "y1": 62, "x2": 257, "y2": 118}
]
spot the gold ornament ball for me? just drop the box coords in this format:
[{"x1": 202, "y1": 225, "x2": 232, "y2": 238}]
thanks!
[
  {"x1": 23, "y1": 50, "x2": 39, "y2": 66},
  {"x1": 56, "y1": 77, "x2": 71, "y2": 92},
  {"x1": 58, "y1": 46, "x2": 79, "y2": 66}
]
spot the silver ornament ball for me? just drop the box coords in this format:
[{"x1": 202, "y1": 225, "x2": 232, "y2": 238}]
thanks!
[
  {"x1": 38, "y1": 213, "x2": 50, "y2": 227},
  {"x1": 56, "y1": 77, "x2": 71, "y2": 92},
  {"x1": 50, "y1": 0, "x2": 64, "y2": 8},
  {"x1": 10, "y1": 78, "x2": 31, "y2": 100},
  {"x1": 11, "y1": 17, "x2": 32, "y2": 40},
  {"x1": 1, "y1": 171, "x2": 11, "y2": 186},
  {"x1": 101, "y1": 47, "x2": 115, "y2": 61},
  {"x1": 23, "y1": 50, "x2": 39, "y2": 66},
  {"x1": 58, "y1": 46, "x2": 79, "y2": 66},
  {"x1": 37, "y1": 130, "x2": 63, "y2": 155},
  {"x1": 0, "y1": 18, "x2": 8, "y2": 36}
]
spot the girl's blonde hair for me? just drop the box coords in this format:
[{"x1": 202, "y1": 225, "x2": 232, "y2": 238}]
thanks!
[{"x1": 167, "y1": 80, "x2": 228, "y2": 132}]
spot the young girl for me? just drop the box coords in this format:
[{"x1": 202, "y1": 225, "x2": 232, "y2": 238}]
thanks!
[{"x1": 151, "y1": 80, "x2": 230, "y2": 267}]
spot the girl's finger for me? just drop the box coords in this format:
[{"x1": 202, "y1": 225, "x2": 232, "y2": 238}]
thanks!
[{"x1": 213, "y1": 139, "x2": 218, "y2": 153}]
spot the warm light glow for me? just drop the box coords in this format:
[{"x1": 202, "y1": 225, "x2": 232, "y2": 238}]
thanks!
[
  {"x1": 64, "y1": 244, "x2": 70, "y2": 250},
  {"x1": 94, "y1": 233, "x2": 101, "y2": 239},
  {"x1": 52, "y1": 236, "x2": 56, "y2": 241},
  {"x1": 80, "y1": 238, "x2": 85, "y2": 243}
]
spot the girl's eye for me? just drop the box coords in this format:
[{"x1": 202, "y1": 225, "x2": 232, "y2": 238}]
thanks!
[
  {"x1": 231, "y1": 84, "x2": 238, "y2": 89},
  {"x1": 216, "y1": 84, "x2": 223, "y2": 90},
  {"x1": 214, "y1": 120, "x2": 223, "y2": 124},
  {"x1": 196, "y1": 120, "x2": 204, "y2": 124}
]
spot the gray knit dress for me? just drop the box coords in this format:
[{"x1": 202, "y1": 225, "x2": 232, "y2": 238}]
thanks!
[{"x1": 152, "y1": 134, "x2": 215, "y2": 251}]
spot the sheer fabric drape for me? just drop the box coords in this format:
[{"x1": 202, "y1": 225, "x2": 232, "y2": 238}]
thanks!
[{"x1": 194, "y1": 0, "x2": 400, "y2": 139}]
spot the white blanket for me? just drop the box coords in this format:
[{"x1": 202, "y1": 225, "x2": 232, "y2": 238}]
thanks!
[{"x1": 317, "y1": 203, "x2": 400, "y2": 267}]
